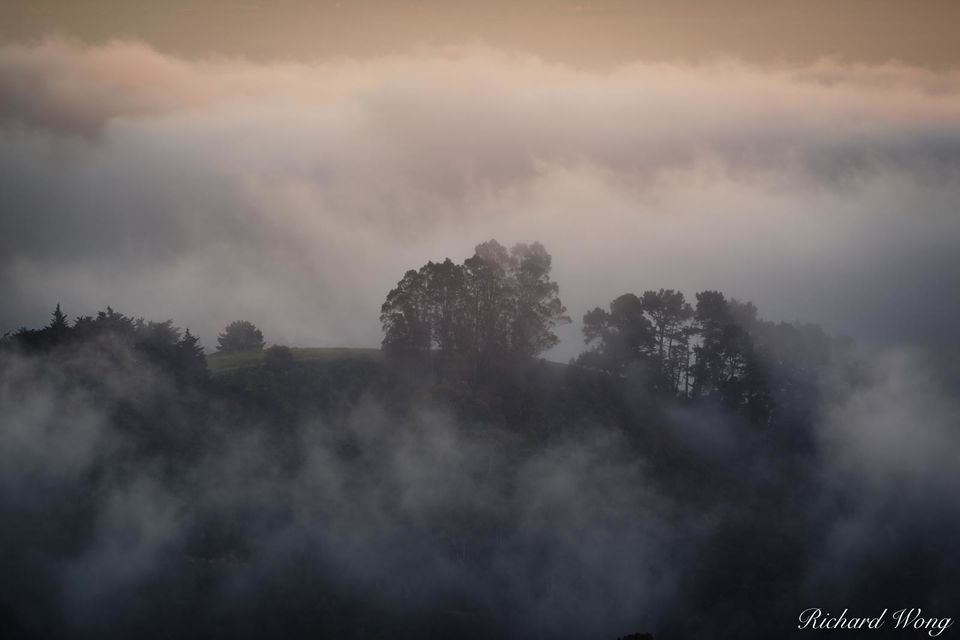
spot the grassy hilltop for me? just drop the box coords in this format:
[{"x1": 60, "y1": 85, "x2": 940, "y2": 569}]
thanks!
[{"x1": 206, "y1": 347, "x2": 383, "y2": 375}]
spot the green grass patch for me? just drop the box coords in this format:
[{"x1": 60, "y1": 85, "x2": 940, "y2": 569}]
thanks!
[{"x1": 207, "y1": 347, "x2": 383, "y2": 375}]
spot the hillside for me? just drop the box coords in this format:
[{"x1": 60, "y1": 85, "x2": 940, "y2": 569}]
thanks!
[
  {"x1": 206, "y1": 347, "x2": 383, "y2": 375},
  {"x1": 2, "y1": 309, "x2": 957, "y2": 640}
]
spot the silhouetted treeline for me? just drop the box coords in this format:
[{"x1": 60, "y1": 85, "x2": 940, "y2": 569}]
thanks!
[
  {"x1": 382, "y1": 241, "x2": 843, "y2": 430},
  {"x1": 2, "y1": 304, "x2": 207, "y2": 386},
  {"x1": 580, "y1": 289, "x2": 840, "y2": 427},
  {"x1": 380, "y1": 240, "x2": 569, "y2": 362},
  {"x1": 1, "y1": 280, "x2": 957, "y2": 640}
]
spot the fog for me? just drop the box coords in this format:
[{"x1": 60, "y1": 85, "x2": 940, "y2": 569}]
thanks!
[
  {"x1": 2, "y1": 39, "x2": 960, "y2": 361},
  {"x1": 2, "y1": 14, "x2": 960, "y2": 639},
  {"x1": 1, "y1": 320, "x2": 958, "y2": 637},
  {"x1": 0, "y1": 340, "x2": 685, "y2": 638}
]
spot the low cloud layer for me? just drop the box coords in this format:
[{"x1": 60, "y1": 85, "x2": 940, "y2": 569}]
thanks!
[
  {"x1": 2, "y1": 326, "x2": 958, "y2": 637},
  {"x1": 2, "y1": 39, "x2": 959, "y2": 360},
  {"x1": 0, "y1": 342, "x2": 690, "y2": 638}
]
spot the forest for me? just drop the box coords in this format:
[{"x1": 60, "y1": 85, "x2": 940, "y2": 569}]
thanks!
[{"x1": 0, "y1": 241, "x2": 955, "y2": 640}]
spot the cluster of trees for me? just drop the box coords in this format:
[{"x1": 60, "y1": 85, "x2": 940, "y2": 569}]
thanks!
[
  {"x1": 2, "y1": 306, "x2": 281, "y2": 384},
  {"x1": 581, "y1": 289, "x2": 834, "y2": 424},
  {"x1": 381, "y1": 241, "x2": 837, "y2": 426},
  {"x1": 380, "y1": 240, "x2": 570, "y2": 361},
  {"x1": 581, "y1": 290, "x2": 696, "y2": 394},
  {"x1": 3, "y1": 305, "x2": 208, "y2": 384},
  {"x1": 5, "y1": 240, "x2": 836, "y2": 430}
]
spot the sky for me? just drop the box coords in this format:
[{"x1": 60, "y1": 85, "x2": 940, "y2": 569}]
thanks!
[{"x1": 1, "y1": 1, "x2": 959, "y2": 362}]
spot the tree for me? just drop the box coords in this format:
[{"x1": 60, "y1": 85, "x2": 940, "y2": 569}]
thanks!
[
  {"x1": 39, "y1": 303, "x2": 71, "y2": 347},
  {"x1": 379, "y1": 240, "x2": 568, "y2": 363},
  {"x1": 689, "y1": 291, "x2": 764, "y2": 411},
  {"x1": 579, "y1": 289, "x2": 768, "y2": 403},
  {"x1": 49, "y1": 303, "x2": 69, "y2": 332},
  {"x1": 92, "y1": 306, "x2": 137, "y2": 337},
  {"x1": 176, "y1": 329, "x2": 208, "y2": 383},
  {"x1": 463, "y1": 240, "x2": 515, "y2": 358},
  {"x1": 380, "y1": 268, "x2": 431, "y2": 356},
  {"x1": 690, "y1": 290, "x2": 729, "y2": 399},
  {"x1": 138, "y1": 319, "x2": 181, "y2": 370},
  {"x1": 423, "y1": 259, "x2": 468, "y2": 354},
  {"x1": 509, "y1": 242, "x2": 570, "y2": 357},
  {"x1": 216, "y1": 320, "x2": 265, "y2": 353},
  {"x1": 580, "y1": 293, "x2": 654, "y2": 374},
  {"x1": 640, "y1": 289, "x2": 694, "y2": 392}
]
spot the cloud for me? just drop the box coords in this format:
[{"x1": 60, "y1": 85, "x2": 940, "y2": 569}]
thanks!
[
  {"x1": 3, "y1": 318, "x2": 958, "y2": 637},
  {"x1": 1, "y1": 40, "x2": 959, "y2": 359},
  {"x1": 0, "y1": 39, "x2": 208, "y2": 135},
  {"x1": 0, "y1": 342, "x2": 690, "y2": 638},
  {"x1": 818, "y1": 346, "x2": 960, "y2": 494},
  {"x1": 801, "y1": 347, "x2": 960, "y2": 606}
]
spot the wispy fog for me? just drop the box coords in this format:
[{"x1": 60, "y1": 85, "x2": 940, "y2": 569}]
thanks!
[
  {"x1": 1, "y1": 331, "x2": 958, "y2": 638},
  {"x1": 1, "y1": 40, "x2": 959, "y2": 361}
]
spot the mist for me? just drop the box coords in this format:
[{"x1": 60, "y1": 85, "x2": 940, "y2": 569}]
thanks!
[
  {"x1": 2, "y1": 29, "x2": 960, "y2": 639},
  {"x1": 2, "y1": 40, "x2": 960, "y2": 361},
  {"x1": 2, "y1": 316, "x2": 958, "y2": 638}
]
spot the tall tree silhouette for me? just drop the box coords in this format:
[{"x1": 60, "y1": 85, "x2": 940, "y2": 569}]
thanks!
[
  {"x1": 176, "y1": 328, "x2": 208, "y2": 383},
  {"x1": 49, "y1": 303, "x2": 68, "y2": 331},
  {"x1": 640, "y1": 289, "x2": 694, "y2": 392},
  {"x1": 510, "y1": 242, "x2": 570, "y2": 357},
  {"x1": 380, "y1": 240, "x2": 568, "y2": 361},
  {"x1": 380, "y1": 268, "x2": 431, "y2": 356},
  {"x1": 47, "y1": 303, "x2": 70, "y2": 345},
  {"x1": 424, "y1": 259, "x2": 468, "y2": 354},
  {"x1": 580, "y1": 293, "x2": 654, "y2": 374},
  {"x1": 463, "y1": 240, "x2": 515, "y2": 358}
]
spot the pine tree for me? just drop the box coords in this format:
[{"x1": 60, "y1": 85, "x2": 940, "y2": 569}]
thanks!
[
  {"x1": 49, "y1": 303, "x2": 69, "y2": 331},
  {"x1": 177, "y1": 328, "x2": 208, "y2": 383}
]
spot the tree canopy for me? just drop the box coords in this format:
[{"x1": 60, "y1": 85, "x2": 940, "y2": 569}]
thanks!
[
  {"x1": 579, "y1": 288, "x2": 836, "y2": 425},
  {"x1": 2, "y1": 305, "x2": 208, "y2": 385},
  {"x1": 380, "y1": 240, "x2": 570, "y2": 362},
  {"x1": 217, "y1": 320, "x2": 265, "y2": 353}
]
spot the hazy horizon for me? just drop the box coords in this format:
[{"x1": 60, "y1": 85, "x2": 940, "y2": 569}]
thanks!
[{"x1": 2, "y1": 32, "x2": 959, "y2": 362}]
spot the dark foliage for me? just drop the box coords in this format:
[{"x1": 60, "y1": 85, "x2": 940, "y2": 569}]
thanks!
[
  {"x1": 264, "y1": 344, "x2": 295, "y2": 371},
  {"x1": 580, "y1": 289, "x2": 836, "y2": 429},
  {"x1": 217, "y1": 320, "x2": 265, "y2": 353},
  {"x1": 0, "y1": 279, "x2": 954, "y2": 640},
  {"x1": 3, "y1": 305, "x2": 208, "y2": 386},
  {"x1": 380, "y1": 240, "x2": 570, "y2": 362}
]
